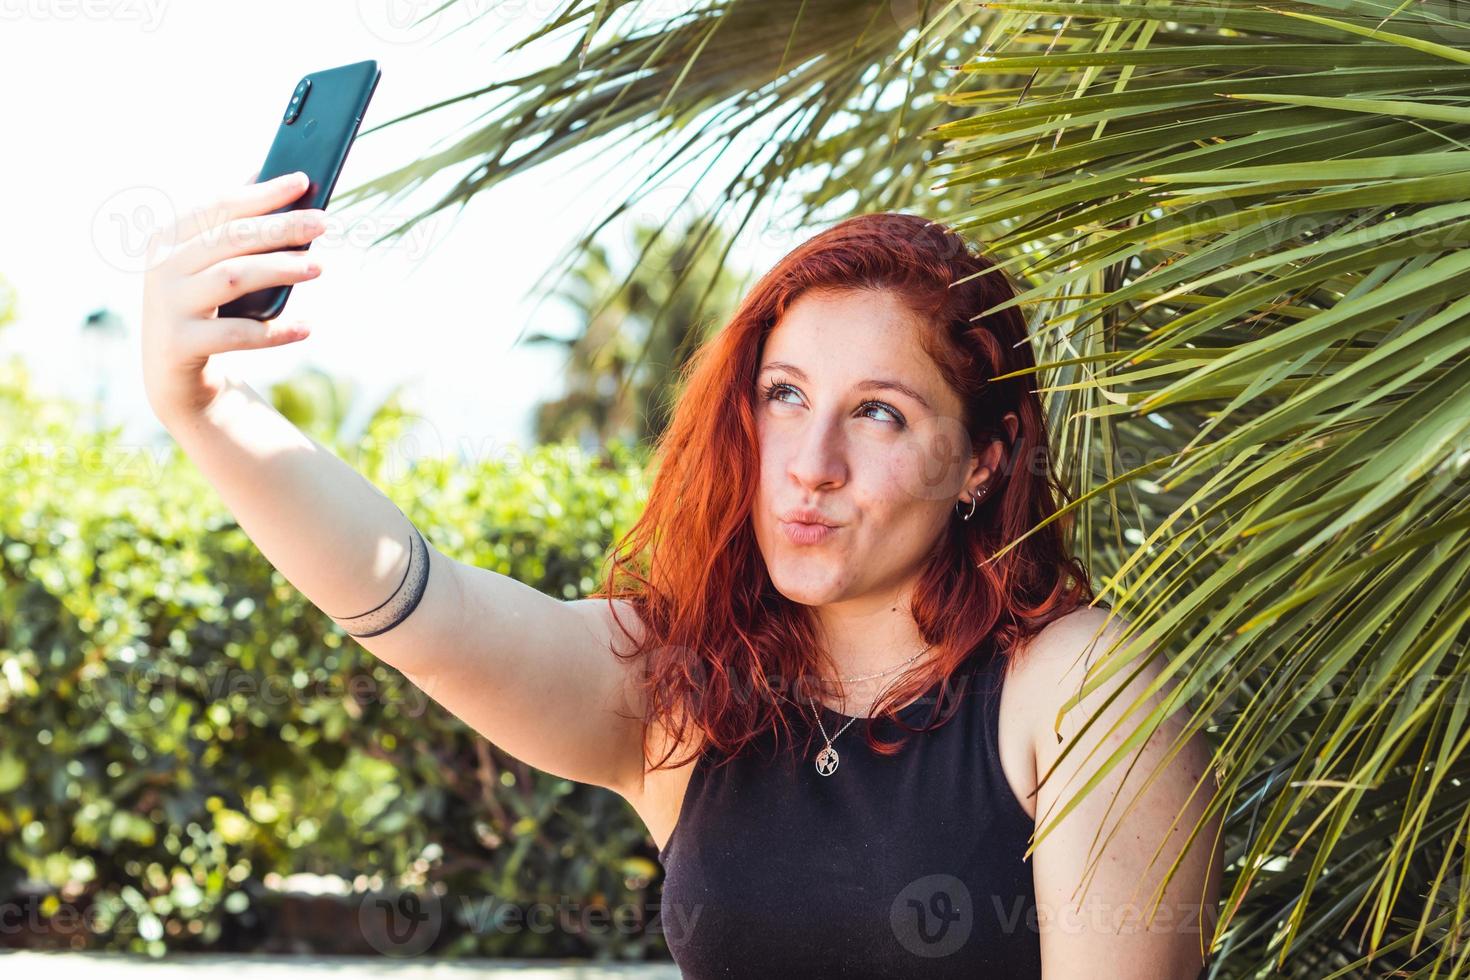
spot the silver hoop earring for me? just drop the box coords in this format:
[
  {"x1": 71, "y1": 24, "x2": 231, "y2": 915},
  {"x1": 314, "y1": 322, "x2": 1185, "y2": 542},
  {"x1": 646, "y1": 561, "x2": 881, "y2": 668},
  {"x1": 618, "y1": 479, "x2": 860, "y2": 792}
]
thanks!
[
  {"x1": 958, "y1": 481, "x2": 993, "y2": 520},
  {"x1": 956, "y1": 487, "x2": 979, "y2": 521}
]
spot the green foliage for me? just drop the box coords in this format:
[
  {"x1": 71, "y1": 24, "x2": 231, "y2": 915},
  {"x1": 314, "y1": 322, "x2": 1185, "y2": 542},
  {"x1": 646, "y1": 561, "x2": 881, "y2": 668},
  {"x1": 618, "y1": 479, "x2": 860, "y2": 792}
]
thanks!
[{"x1": 0, "y1": 356, "x2": 662, "y2": 959}]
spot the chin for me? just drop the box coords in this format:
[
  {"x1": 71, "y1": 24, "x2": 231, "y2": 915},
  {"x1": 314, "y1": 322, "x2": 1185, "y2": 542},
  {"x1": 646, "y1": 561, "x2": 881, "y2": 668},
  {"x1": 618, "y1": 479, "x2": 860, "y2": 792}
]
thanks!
[{"x1": 767, "y1": 559, "x2": 847, "y2": 607}]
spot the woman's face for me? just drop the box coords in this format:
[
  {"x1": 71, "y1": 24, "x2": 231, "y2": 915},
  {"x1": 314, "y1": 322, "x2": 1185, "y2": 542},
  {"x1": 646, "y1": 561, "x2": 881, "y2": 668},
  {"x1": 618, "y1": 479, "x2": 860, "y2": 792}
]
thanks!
[{"x1": 752, "y1": 287, "x2": 996, "y2": 608}]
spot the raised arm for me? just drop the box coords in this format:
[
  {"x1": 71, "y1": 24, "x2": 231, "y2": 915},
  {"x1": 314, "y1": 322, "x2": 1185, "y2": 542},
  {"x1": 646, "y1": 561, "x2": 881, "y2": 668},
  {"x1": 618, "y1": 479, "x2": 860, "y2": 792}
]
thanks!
[{"x1": 139, "y1": 172, "x2": 649, "y2": 798}]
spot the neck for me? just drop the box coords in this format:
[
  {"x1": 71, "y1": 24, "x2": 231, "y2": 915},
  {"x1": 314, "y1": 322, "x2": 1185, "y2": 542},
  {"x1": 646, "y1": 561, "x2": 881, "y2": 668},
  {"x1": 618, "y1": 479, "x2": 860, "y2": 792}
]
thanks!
[{"x1": 810, "y1": 582, "x2": 932, "y2": 695}]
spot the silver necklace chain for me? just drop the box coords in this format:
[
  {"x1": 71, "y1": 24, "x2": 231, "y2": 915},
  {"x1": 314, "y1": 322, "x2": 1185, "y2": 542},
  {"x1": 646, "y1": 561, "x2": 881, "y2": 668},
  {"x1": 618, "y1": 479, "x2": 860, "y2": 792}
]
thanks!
[
  {"x1": 836, "y1": 643, "x2": 932, "y2": 683},
  {"x1": 807, "y1": 643, "x2": 934, "y2": 777}
]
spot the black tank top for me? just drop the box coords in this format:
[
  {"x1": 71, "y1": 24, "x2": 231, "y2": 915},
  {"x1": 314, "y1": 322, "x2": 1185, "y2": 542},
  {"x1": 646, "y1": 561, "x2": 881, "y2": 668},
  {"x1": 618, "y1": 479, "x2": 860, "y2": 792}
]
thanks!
[{"x1": 656, "y1": 644, "x2": 1041, "y2": 978}]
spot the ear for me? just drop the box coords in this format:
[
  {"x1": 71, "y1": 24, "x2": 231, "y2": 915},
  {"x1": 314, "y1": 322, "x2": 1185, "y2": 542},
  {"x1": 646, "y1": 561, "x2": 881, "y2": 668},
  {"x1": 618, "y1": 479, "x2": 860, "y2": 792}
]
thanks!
[
  {"x1": 958, "y1": 411, "x2": 1020, "y2": 506},
  {"x1": 1001, "y1": 410, "x2": 1019, "y2": 445}
]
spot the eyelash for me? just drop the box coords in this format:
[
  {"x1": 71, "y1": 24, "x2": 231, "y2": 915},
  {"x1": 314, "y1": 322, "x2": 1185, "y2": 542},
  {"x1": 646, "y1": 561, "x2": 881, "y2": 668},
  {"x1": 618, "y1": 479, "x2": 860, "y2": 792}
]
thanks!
[{"x1": 759, "y1": 379, "x2": 906, "y2": 427}]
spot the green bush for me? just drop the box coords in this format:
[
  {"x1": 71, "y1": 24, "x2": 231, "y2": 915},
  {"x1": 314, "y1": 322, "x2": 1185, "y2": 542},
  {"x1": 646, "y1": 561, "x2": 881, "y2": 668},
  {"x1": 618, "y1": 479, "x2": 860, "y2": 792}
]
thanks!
[{"x1": 0, "y1": 356, "x2": 665, "y2": 959}]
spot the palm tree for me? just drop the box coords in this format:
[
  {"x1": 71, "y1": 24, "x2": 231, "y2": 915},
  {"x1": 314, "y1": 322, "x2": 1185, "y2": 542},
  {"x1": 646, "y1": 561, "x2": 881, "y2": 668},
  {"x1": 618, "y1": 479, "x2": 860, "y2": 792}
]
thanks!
[
  {"x1": 333, "y1": 3, "x2": 1470, "y2": 974},
  {"x1": 525, "y1": 218, "x2": 746, "y2": 450}
]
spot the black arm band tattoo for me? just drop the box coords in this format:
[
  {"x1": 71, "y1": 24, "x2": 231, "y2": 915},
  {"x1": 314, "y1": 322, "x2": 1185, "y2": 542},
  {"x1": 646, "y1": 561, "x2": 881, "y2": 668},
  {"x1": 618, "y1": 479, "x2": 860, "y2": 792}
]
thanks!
[{"x1": 335, "y1": 520, "x2": 431, "y2": 638}]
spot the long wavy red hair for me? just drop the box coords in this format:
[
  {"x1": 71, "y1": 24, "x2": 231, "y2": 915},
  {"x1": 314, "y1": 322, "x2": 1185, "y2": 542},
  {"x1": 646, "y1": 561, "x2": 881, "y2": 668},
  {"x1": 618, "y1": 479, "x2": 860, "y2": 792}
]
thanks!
[{"x1": 590, "y1": 211, "x2": 1094, "y2": 773}]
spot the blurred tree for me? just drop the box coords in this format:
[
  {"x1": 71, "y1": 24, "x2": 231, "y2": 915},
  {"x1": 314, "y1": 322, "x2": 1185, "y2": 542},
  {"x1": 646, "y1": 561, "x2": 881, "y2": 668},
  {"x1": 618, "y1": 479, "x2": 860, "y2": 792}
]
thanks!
[
  {"x1": 526, "y1": 219, "x2": 744, "y2": 451},
  {"x1": 267, "y1": 367, "x2": 412, "y2": 452}
]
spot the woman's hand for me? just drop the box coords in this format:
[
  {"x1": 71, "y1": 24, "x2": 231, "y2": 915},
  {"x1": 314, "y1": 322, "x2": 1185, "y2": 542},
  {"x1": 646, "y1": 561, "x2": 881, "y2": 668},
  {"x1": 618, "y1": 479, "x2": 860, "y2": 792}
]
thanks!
[{"x1": 140, "y1": 170, "x2": 328, "y2": 426}]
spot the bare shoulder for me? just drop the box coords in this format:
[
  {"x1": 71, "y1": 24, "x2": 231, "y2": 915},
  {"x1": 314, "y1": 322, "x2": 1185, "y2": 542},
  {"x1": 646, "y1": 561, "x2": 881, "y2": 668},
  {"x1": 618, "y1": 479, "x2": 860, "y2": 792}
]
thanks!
[
  {"x1": 560, "y1": 596, "x2": 698, "y2": 801},
  {"x1": 563, "y1": 594, "x2": 651, "y2": 662},
  {"x1": 1005, "y1": 605, "x2": 1155, "y2": 717},
  {"x1": 565, "y1": 597, "x2": 711, "y2": 846},
  {"x1": 561, "y1": 593, "x2": 655, "y2": 704},
  {"x1": 554, "y1": 595, "x2": 655, "y2": 795},
  {"x1": 1002, "y1": 603, "x2": 1196, "y2": 772},
  {"x1": 1009, "y1": 607, "x2": 1223, "y2": 974}
]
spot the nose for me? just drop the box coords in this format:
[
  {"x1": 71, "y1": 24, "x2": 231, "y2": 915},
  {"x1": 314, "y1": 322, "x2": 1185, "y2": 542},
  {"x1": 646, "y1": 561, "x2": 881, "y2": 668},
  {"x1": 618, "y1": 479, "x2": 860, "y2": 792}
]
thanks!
[{"x1": 786, "y1": 411, "x2": 848, "y2": 492}]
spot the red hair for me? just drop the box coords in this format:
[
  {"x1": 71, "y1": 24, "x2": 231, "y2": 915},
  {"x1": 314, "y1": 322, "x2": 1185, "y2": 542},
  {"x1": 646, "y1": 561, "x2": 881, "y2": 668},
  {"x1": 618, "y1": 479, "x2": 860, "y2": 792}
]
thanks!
[{"x1": 590, "y1": 211, "x2": 1094, "y2": 773}]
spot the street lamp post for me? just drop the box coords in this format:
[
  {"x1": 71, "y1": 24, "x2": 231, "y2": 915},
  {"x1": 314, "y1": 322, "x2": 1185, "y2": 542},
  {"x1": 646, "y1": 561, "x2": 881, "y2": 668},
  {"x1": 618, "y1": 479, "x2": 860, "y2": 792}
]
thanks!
[{"x1": 80, "y1": 307, "x2": 127, "y2": 434}]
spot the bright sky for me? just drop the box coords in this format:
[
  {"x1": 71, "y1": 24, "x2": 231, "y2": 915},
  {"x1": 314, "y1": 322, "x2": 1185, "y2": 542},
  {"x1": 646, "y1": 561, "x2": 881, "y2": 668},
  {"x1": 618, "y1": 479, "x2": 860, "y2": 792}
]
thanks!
[{"x1": 0, "y1": 1, "x2": 804, "y2": 467}]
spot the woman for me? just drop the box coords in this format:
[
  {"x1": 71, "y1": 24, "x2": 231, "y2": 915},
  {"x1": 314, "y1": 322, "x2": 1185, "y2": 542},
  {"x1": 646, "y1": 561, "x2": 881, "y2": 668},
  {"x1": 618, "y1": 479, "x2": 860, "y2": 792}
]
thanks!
[{"x1": 141, "y1": 172, "x2": 1222, "y2": 978}]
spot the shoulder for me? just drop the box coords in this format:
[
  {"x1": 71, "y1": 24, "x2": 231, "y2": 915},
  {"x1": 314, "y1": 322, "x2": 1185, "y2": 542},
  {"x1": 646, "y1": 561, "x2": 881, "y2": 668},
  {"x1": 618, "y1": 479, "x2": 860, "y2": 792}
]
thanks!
[
  {"x1": 565, "y1": 594, "x2": 649, "y2": 645},
  {"x1": 1007, "y1": 603, "x2": 1130, "y2": 683},
  {"x1": 1011, "y1": 602, "x2": 1123, "y2": 669},
  {"x1": 1007, "y1": 606, "x2": 1223, "y2": 974},
  {"x1": 565, "y1": 595, "x2": 706, "y2": 773},
  {"x1": 1005, "y1": 603, "x2": 1170, "y2": 749}
]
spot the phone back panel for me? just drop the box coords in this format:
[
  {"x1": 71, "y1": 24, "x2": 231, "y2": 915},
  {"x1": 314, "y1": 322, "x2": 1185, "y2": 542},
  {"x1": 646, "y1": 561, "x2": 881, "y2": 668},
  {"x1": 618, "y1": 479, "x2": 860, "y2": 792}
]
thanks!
[{"x1": 218, "y1": 59, "x2": 380, "y2": 321}]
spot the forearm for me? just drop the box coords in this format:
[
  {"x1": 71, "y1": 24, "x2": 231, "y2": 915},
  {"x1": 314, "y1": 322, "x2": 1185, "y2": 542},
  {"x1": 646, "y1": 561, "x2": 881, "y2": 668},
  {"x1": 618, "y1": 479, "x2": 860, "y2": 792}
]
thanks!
[{"x1": 161, "y1": 372, "x2": 416, "y2": 630}]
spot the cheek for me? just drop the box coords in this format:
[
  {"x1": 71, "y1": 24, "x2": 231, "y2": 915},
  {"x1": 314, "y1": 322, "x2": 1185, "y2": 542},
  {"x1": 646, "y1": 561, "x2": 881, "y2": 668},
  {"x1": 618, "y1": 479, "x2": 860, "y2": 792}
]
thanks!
[
  {"x1": 755, "y1": 434, "x2": 782, "y2": 499},
  {"x1": 878, "y1": 449, "x2": 922, "y2": 509},
  {"x1": 891, "y1": 425, "x2": 968, "y2": 502},
  {"x1": 860, "y1": 453, "x2": 945, "y2": 536},
  {"x1": 753, "y1": 444, "x2": 784, "y2": 532}
]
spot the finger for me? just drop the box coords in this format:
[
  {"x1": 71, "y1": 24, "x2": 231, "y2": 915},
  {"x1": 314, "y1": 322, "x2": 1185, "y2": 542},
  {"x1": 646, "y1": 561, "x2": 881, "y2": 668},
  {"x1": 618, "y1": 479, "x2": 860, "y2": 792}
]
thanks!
[
  {"x1": 181, "y1": 249, "x2": 322, "y2": 313},
  {"x1": 180, "y1": 316, "x2": 312, "y2": 361},
  {"x1": 174, "y1": 208, "x2": 327, "y2": 277},
  {"x1": 166, "y1": 171, "x2": 311, "y2": 253}
]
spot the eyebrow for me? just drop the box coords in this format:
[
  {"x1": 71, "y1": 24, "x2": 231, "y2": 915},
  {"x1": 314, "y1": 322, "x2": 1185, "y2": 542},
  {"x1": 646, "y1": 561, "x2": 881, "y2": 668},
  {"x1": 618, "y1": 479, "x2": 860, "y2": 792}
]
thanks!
[{"x1": 759, "y1": 360, "x2": 933, "y2": 411}]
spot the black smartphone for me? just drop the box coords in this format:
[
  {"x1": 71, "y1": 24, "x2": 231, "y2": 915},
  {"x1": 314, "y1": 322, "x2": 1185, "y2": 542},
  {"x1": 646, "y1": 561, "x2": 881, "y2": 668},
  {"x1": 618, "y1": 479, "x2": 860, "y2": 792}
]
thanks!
[{"x1": 219, "y1": 59, "x2": 381, "y2": 321}]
